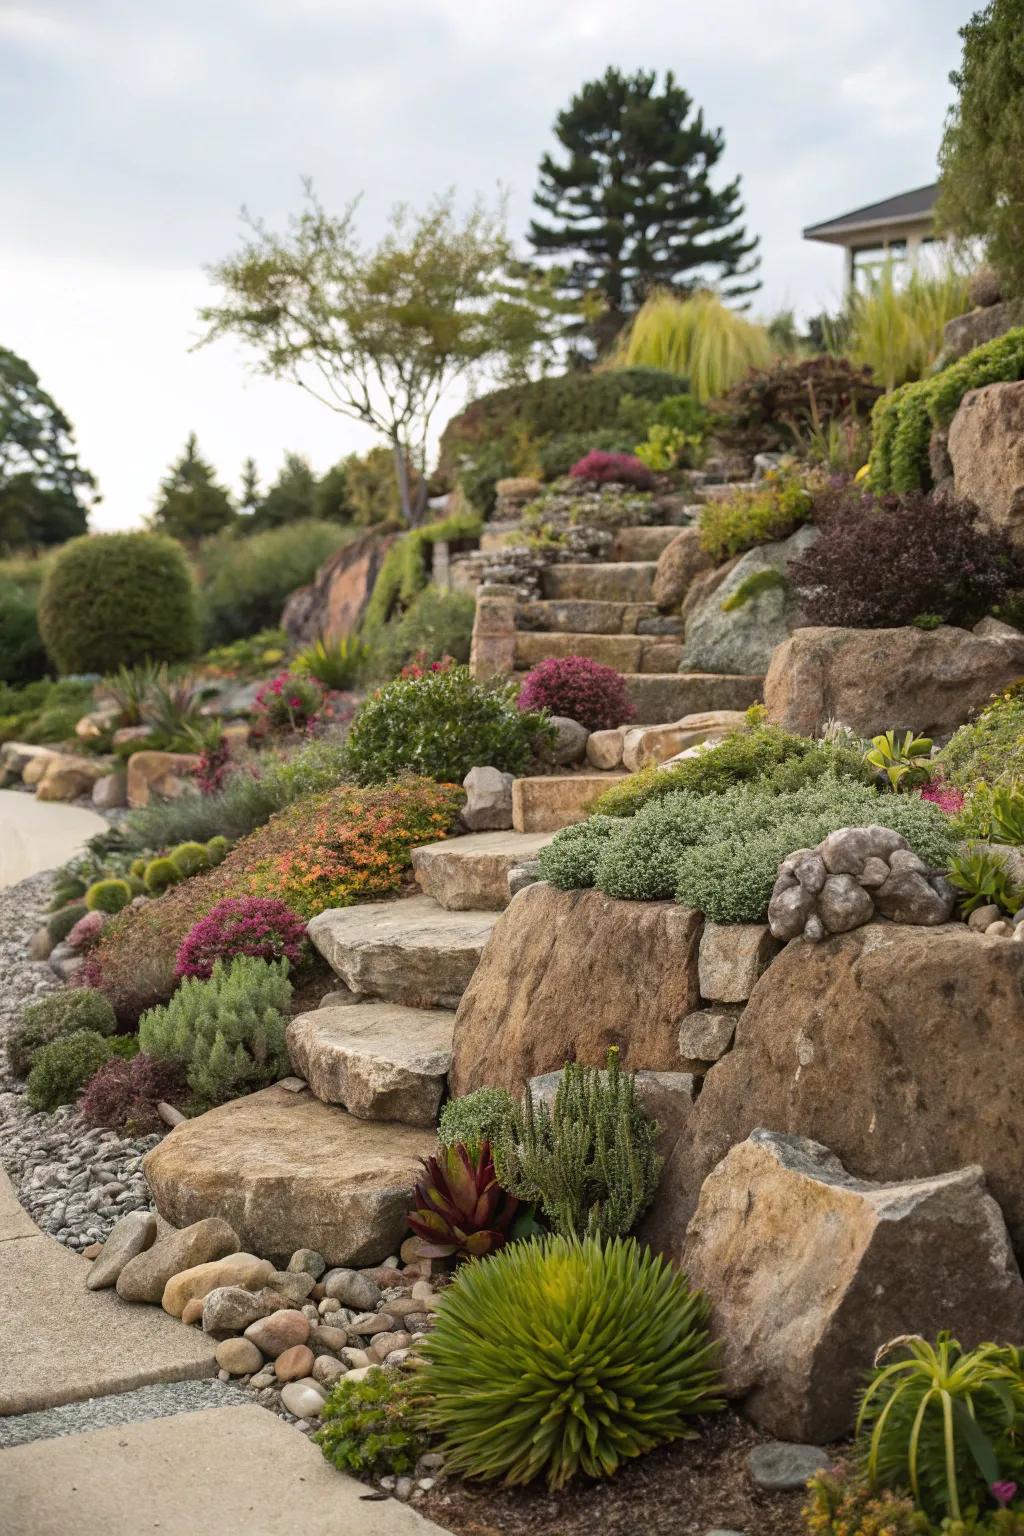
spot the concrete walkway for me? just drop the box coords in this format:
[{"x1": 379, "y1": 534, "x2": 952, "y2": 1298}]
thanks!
[{"x1": 0, "y1": 789, "x2": 106, "y2": 888}]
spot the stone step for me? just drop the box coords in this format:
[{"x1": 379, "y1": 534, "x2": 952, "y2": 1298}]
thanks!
[
  {"x1": 623, "y1": 672, "x2": 764, "y2": 725},
  {"x1": 512, "y1": 774, "x2": 628, "y2": 833},
  {"x1": 286, "y1": 1002, "x2": 455, "y2": 1125},
  {"x1": 514, "y1": 631, "x2": 683, "y2": 674},
  {"x1": 307, "y1": 894, "x2": 498, "y2": 1009},
  {"x1": 611, "y1": 525, "x2": 688, "y2": 561},
  {"x1": 518, "y1": 598, "x2": 659, "y2": 636},
  {"x1": 412, "y1": 830, "x2": 553, "y2": 911},
  {"x1": 541, "y1": 562, "x2": 657, "y2": 603}
]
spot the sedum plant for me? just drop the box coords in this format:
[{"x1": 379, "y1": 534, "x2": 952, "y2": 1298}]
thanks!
[
  {"x1": 138, "y1": 955, "x2": 291, "y2": 1111},
  {"x1": 864, "y1": 729, "x2": 934, "y2": 792},
  {"x1": 418, "y1": 1234, "x2": 723, "y2": 1489},
  {"x1": 856, "y1": 1333, "x2": 1024, "y2": 1521},
  {"x1": 437, "y1": 1087, "x2": 516, "y2": 1151},
  {"x1": 315, "y1": 1372, "x2": 427, "y2": 1481},
  {"x1": 407, "y1": 1141, "x2": 520, "y2": 1260},
  {"x1": 946, "y1": 849, "x2": 1023, "y2": 918},
  {"x1": 494, "y1": 1047, "x2": 661, "y2": 1240}
]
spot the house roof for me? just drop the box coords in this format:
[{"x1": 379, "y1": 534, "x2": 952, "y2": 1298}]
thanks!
[{"x1": 803, "y1": 182, "x2": 938, "y2": 244}]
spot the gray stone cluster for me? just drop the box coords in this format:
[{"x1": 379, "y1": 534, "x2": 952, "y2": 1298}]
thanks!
[
  {"x1": 480, "y1": 525, "x2": 612, "y2": 601},
  {"x1": 768, "y1": 825, "x2": 956, "y2": 943}
]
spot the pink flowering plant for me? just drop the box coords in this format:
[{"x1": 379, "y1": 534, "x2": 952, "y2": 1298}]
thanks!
[
  {"x1": 568, "y1": 450, "x2": 654, "y2": 490},
  {"x1": 253, "y1": 671, "x2": 324, "y2": 735},
  {"x1": 67, "y1": 911, "x2": 108, "y2": 952},
  {"x1": 919, "y1": 780, "x2": 966, "y2": 816},
  {"x1": 517, "y1": 655, "x2": 636, "y2": 733},
  {"x1": 174, "y1": 897, "x2": 309, "y2": 980}
]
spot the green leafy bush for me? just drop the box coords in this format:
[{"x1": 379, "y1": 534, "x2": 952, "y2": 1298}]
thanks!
[
  {"x1": 199, "y1": 521, "x2": 352, "y2": 645},
  {"x1": 0, "y1": 677, "x2": 93, "y2": 747},
  {"x1": 715, "y1": 355, "x2": 881, "y2": 454},
  {"x1": 956, "y1": 781, "x2": 1024, "y2": 847},
  {"x1": 26, "y1": 1029, "x2": 114, "y2": 1112},
  {"x1": 537, "y1": 815, "x2": 628, "y2": 890},
  {"x1": 38, "y1": 532, "x2": 200, "y2": 675},
  {"x1": 363, "y1": 513, "x2": 481, "y2": 631},
  {"x1": 143, "y1": 857, "x2": 181, "y2": 896},
  {"x1": 315, "y1": 1373, "x2": 426, "y2": 1481},
  {"x1": 856, "y1": 1334, "x2": 1024, "y2": 1522},
  {"x1": 437, "y1": 1087, "x2": 516, "y2": 1151},
  {"x1": 536, "y1": 428, "x2": 636, "y2": 480},
  {"x1": 495, "y1": 1050, "x2": 661, "y2": 1240},
  {"x1": 362, "y1": 587, "x2": 476, "y2": 681},
  {"x1": 345, "y1": 665, "x2": 546, "y2": 785},
  {"x1": 138, "y1": 955, "x2": 291, "y2": 1111},
  {"x1": 84, "y1": 878, "x2": 132, "y2": 915},
  {"x1": 169, "y1": 842, "x2": 210, "y2": 878},
  {"x1": 941, "y1": 688, "x2": 1024, "y2": 791},
  {"x1": 697, "y1": 471, "x2": 814, "y2": 563},
  {"x1": 0, "y1": 579, "x2": 48, "y2": 685},
  {"x1": 869, "y1": 328, "x2": 1024, "y2": 494},
  {"x1": 8, "y1": 988, "x2": 117, "y2": 1078},
  {"x1": 418, "y1": 1234, "x2": 723, "y2": 1489},
  {"x1": 946, "y1": 848, "x2": 1023, "y2": 917}
]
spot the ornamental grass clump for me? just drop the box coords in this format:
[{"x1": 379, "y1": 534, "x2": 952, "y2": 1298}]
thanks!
[
  {"x1": 495, "y1": 1048, "x2": 661, "y2": 1240},
  {"x1": 417, "y1": 1234, "x2": 723, "y2": 1489},
  {"x1": 138, "y1": 955, "x2": 291, "y2": 1111},
  {"x1": 517, "y1": 655, "x2": 635, "y2": 733},
  {"x1": 174, "y1": 897, "x2": 308, "y2": 979}
]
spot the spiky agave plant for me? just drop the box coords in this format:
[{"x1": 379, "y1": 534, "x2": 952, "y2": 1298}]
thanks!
[
  {"x1": 418, "y1": 1234, "x2": 722, "y2": 1489},
  {"x1": 406, "y1": 1140, "x2": 520, "y2": 1260},
  {"x1": 856, "y1": 1333, "x2": 1024, "y2": 1520}
]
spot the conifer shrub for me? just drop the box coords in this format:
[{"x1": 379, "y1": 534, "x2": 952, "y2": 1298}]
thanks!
[
  {"x1": 38, "y1": 532, "x2": 200, "y2": 675},
  {"x1": 517, "y1": 655, "x2": 635, "y2": 733},
  {"x1": 77, "y1": 1051, "x2": 186, "y2": 1133},
  {"x1": 8, "y1": 988, "x2": 117, "y2": 1079},
  {"x1": 494, "y1": 1049, "x2": 662, "y2": 1240},
  {"x1": 84, "y1": 878, "x2": 132, "y2": 915},
  {"x1": 138, "y1": 955, "x2": 291, "y2": 1111},
  {"x1": 437, "y1": 1087, "x2": 516, "y2": 1151},
  {"x1": 26, "y1": 1029, "x2": 114, "y2": 1112},
  {"x1": 417, "y1": 1234, "x2": 723, "y2": 1489},
  {"x1": 175, "y1": 897, "x2": 308, "y2": 979}
]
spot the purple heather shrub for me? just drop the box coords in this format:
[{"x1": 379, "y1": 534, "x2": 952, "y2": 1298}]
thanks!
[
  {"x1": 67, "y1": 911, "x2": 108, "y2": 951},
  {"x1": 174, "y1": 896, "x2": 308, "y2": 980},
  {"x1": 77, "y1": 1051, "x2": 186, "y2": 1133},
  {"x1": 568, "y1": 450, "x2": 654, "y2": 490},
  {"x1": 517, "y1": 655, "x2": 636, "y2": 733}
]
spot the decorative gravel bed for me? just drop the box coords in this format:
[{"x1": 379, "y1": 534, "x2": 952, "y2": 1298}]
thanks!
[{"x1": 0, "y1": 869, "x2": 160, "y2": 1252}]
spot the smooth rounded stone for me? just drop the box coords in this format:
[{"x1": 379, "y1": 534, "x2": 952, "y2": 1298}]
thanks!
[
  {"x1": 360, "y1": 1264, "x2": 404, "y2": 1289},
  {"x1": 202, "y1": 1284, "x2": 279, "y2": 1335},
  {"x1": 340, "y1": 1347, "x2": 371, "y2": 1369},
  {"x1": 116, "y1": 1217, "x2": 241, "y2": 1304},
  {"x1": 394, "y1": 1476, "x2": 414, "y2": 1502},
  {"x1": 301, "y1": 1303, "x2": 320, "y2": 1324},
  {"x1": 264, "y1": 1269, "x2": 315, "y2": 1305},
  {"x1": 279, "y1": 1379, "x2": 328, "y2": 1419},
  {"x1": 312, "y1": 1354, "x2": 347, "y2": 1388},
  {"x1": 384, "y1": 1349, "x2": 411, "y2": 1368},
  {"x1": 507, "y1": 860, "x2": 542, "y2": 898},
  {"x1": 461, "y1": 766, "x2": 514, "y2": 832},
  {"x1": 85, "y1": 1210, "x2": 157, "y2": 1291},
  {"x1": 162, "y1": 1253, "x2": 275, "y2": 1317},
  {"x1": 369, "y1": 1329, "x2": 412, "y2": 1363},
  {"x1": 538, "y1": 716, "x2": 589, "y2": 767},
  {"x1": 275, "y1": 1344, "x2": 316, "y2": 1382},
  {"x1": 323, "y1": 1269, "x2": 381, "y2": 1311},
  {"x1": 311, "y1": 1324, "x2": 348, "y2": 1354},
  {"x1": 344, "y1": 1364, "x2": 382, "y2": 1384},
  {"x1": 403, "y1": 1312, "x2": 431, "y2": 1332},
  {"x1": 318, "y1": 1298, "x2": 341, "y2": 1316},
  {"x1": 245, "y1": 1309, "x2": 311, "y2": 1358},
  {"x1": 181, "y1": 1298, "x2": 205, "y2": 1326},
  {"x1": 346, "y1": 1311, "x2": 396, "y2": 1336},
  {"x1": 287, "y1": 1249, "x2": 327, "y2": 1280},
  {"x1": 820, "y1": 825, "x2": 905, "y2": 874},
  {"x1": 969, "y1": 903, "x2": 1002, "y2": 931},
  {"x1": 817, "y1": 874, "x2": 874, "y2": 934},
  {"x1": 215, "y1": 1337, "x2": 264, "y2": 1376},
  {"x1": 858, "y1": 856, "x2": 890, "y2": 889},
  {"x1": 745, "y1": 1442, "x2": 829, "y2": 1491},
  {"x1": 987, "y1": 920, "x2": 1014, "y2": 937},
  {"x1": 250, "y1": 1368, "x2": 277, "y2": 1389},
  {"x1": 410, "y1": 1280, "x2": 435, "y2": 1303}
]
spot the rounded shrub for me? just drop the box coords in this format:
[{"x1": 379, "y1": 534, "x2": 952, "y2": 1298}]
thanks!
[
  {"x1": 174, "y1": 897, "x2": 308, "y2": 980},
  {"x1": 205, "y1": 835, "x2": 230, "y2": 865},
  {"x1": 47, "y1": 900, "x2": 87, "y2": 944},
  {"x1": 568, "y1": 450, "x2": 654, "y2": 489},
  {"x1": 437, "y1": 1087, "x2": 516, "y2": 1151},
  {"x1": 67, "y1": 911, "x2": 107, "y2": 950},
  {"x1": 345, "y1": 665, "x2": 546, "y2": 784},
  {"x1": 0, "y1": 579, "x2": 49, "y2": 684},
  {"x1": 77, "y1": 1050, "x2": 185, "y2": 1133},
  {"x1": 168, "y1": 841, "x2": 210, "y2": 879},
  {"x1": 418, "y1": 1235, "x2": 723, "y2": 1489},
  {"x1": 26, "y1": 1029, "x2": 114, "y2": 1112},
  {"x1": 38, "y1": 531, "x2": 200, "y2": 675},
  {"x1": 84, "y1": 878, "x2": 132, "y2": 915},
  {"x1": 143, "y1": 856, "x2": 181, "y2": 895},
  {"x1": 8, "y1": 988, "x2": 117, "y2": 1079},
  {"x1": 517, "y1": 655, "x2": 635, "y2": 733}
]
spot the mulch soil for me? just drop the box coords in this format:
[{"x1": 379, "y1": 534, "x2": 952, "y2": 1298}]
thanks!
[{"x1": 419, "y1": 1413, "x2": 836, "y2": 1536}]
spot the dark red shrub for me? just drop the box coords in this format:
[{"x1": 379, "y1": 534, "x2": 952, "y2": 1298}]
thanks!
[
  {"x1": 790, "y1": 486, "x2": 1020, "y2": 628},
  {"x1": 568, "y1": 451, "x2": 654, "y2": 490},
  {"x1": 517, "y1": 655, "x2": 636, "y2": 732},
  {"x1": 78, "y1": 1052, "x2": 186, "y2": 1133},
  {"x1": 174, "y1": 896, "x2": 309, "y2": 980},
  {"x1": 715, "y1": 356, "x2": 882, "y2": 453}
]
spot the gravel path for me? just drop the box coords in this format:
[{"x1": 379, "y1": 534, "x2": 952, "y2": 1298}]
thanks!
[
  {"x1": 0, "y1": 869, "x2": 160, "y2": 1252},
  {"x1": 0, "y1": 1380, "x2": 251, "y2": 1450}
]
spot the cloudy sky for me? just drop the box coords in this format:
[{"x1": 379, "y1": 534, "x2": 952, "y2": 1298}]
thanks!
[{"x1": 1, "y1": 0, "x2": 973, "y2": 530}]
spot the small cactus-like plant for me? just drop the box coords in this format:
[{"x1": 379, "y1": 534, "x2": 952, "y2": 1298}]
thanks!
[
  {"x1": 407, "y1": 1141, "x2": 520, "y2": 1261},
  {"x1": 84, "y1": 878, "x2": 133, "y2": 915},
  {"x1": 947, "y1": 847, "x2": 1023, "y2": 917},
  {"x1": 418, "y1": 1234, "x2": 723, "y2": 1489},
  {"x1": 494, "y1": 1047, "x2": 663, "y2": 1241},
  {"x1": 169, "y1": 841, "x2": 210, "y2": 878},
  {"x1": 143, "y1": 856, "x2": 180, "y2": 895}
]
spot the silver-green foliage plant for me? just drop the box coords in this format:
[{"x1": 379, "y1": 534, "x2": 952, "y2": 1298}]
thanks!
[
  {"x1": 418, "y1": 1234, "x2": 723, "y2": 1490},
  {"x1": 494, "y1": 1048, "x2": 661, "y2": 1240},
  {"x1": 138, "y1": 955, "x2": 291, "y2": 1111},
  {"x1": 537, "y1": 815, "x2": 627, "y2": 891},
  {"x1": 437, "y1": 1087, "x2": 516, "y2": 1151}
]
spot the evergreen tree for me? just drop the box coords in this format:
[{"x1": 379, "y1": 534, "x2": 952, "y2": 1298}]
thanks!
[
  {"x1": 151, "y1": 434, "x2": 235, "y2": 542},
  {"x1": 250, "y1": 452, "x2": 317, "y2": 530},
  {"x1": 313, "y1": 460, "x2": 352, "y2": 524},
  {"x1": 529, "y1": 67, "x2": 760, "y2": 353},
  {"x1": 937, "y1": 0, "x2": 1024, "y2": 299},
  {"x1": 0, "y1": 346, "x2": 96, "y2": 550},
  {"x1": 238, "y1": 457, "x2": 261, "y2": 517}
]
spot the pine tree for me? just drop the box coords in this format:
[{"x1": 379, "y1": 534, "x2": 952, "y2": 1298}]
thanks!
[
  {"x1": 250, "y1": 452, "x2": 317, "y2": 530},
  {"x1": 238, "y1": 457, "x2": 262, "y2": 517},
  {"x1": 151, "y1": 433, "x2": 235, "y2": 542},
  {"x1": 529, "y1": 67, "x2": 760, "y2": 353}
]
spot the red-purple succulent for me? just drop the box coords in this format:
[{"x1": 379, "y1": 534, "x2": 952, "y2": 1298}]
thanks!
[{"x1": 407, "y1": 1141, "x2": 519, "y2": 1260}]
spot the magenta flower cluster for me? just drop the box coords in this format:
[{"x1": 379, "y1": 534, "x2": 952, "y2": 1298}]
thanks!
[
  {"x1": 174, "y1": 897, "x2": 309, "y2": 980},
  {"x1": 569, "y1": 450, "x2": 654, "y2": 490},
  {"x1": 67, "y1": 911, "x2": 107, "y2": 951},
  {"x1": 253, "y1": 671, "x2": 324, "y2": 734},
  {"x1": 919, "y1": 781, "x2": 966, "y2": 815},
  {"x1": 517, "y1": 654, "x2": 636, "y2": 733}
]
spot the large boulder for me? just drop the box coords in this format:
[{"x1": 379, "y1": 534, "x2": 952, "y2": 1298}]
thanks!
[
  {"x1": 679, "y1": 527, "x2": 816, "y2": 676},
  {"x1": 683, "y1": 925, "x2": 1024, "y2": 1257},
  {"x1": 764, "y1": 624, "x2": 1024, "y2": 739},
  {"x1": 942, "y1": 301, "x2": 1020, "y2": 363},
  {"x1": 34, "y1": 753, "x2": 111, "y2": 803},
  {"x1": 281, "y1": 531, "x2": 397, "y2": 645},
  {"x1": 651, "y1": 528, "x2": 715, "y2": 610},
  {"x1": 142, "y1": 1084, "x2": 436, "y2": 1266},
  {"x1": 949, "y1": 381, "x2": 1024, "y2": 549},
  {"x1": 126, "y1": 751, "x2": 202, "y2": 809},
  {"x1": 683, "y1": 1130, "x2": 1024, "y2": 1441},
  {"x1": 448, "y1": 882, "x2": 703, "y2": 1096}
]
